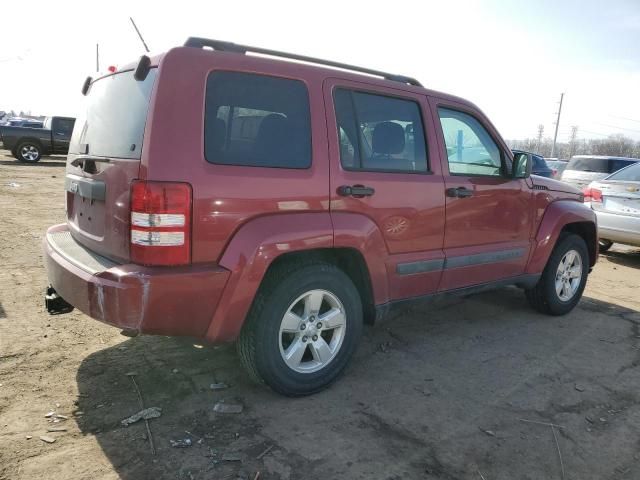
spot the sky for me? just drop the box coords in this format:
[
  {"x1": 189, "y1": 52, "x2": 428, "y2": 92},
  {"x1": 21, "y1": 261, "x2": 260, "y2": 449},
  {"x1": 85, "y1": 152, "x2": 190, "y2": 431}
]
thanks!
[{"x1": 1, "y1": 0, "x2": 639, "y2": 142}]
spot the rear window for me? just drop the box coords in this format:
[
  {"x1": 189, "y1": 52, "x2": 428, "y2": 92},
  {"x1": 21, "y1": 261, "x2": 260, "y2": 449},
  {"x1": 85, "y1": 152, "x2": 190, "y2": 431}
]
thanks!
[
  {"x1": 566, "y1": 156, "x2": 635, "y2": 174},
  {"x1": 607, "y1": 162, "x2": 640, "y2": 182},
  {"x1": 69, "y1": 69, "x2": 157, "y2": 159},
  {"x1": 204, "y1": 72, "x2": 311, "y2": 169}
]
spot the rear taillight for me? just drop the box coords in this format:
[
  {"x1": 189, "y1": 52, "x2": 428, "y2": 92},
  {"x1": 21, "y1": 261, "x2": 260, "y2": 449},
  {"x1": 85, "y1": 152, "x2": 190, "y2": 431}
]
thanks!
[
  {"x1": 582, "y1": 187, "x2": 602, "y2": 203},
  {"x1": 130, "y1": 180, "x2": 192, "y2": 266}
]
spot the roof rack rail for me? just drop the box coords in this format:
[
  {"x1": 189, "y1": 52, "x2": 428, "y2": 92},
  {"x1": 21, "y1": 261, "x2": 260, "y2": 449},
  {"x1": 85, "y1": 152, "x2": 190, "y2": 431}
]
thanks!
[{"x1": 184, "y1": 37, "x2": 422, "y2": 87}]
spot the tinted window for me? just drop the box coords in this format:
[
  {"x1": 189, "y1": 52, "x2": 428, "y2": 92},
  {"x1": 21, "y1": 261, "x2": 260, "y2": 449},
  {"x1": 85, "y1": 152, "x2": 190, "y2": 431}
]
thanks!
[
  {"x1": 205, "y1": 72, "x2": 311, "y2": 169},
  {"x1": 607, "y1": 162, "x2": 640, "y2": 181},
  {"x1": 69, "y1": 69, "x2": 156, "y2": 159},
  {"x1": 532, "y1": 155, "x2": 547, "y2": 169},
  {"x1": 438, "y1": 108, "x2": 502, "y2": 176},
  {"x1": 53, "y1": 118, "x2": 75, "y2": 135},
  {"x1": 566, "y1": 156, "x2": 636, "y2": 174},
  {"x1": 333, "y1": 89, "x2": 427, "y2": 172}
]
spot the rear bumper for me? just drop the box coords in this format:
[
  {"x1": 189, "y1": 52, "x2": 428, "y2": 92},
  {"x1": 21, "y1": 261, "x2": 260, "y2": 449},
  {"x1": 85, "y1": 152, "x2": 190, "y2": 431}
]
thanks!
[
  {"x1": 43, "y1": 224, "x2": 230, "y2": 339},
  {"x1": 596, "y1": 210, "x2": 640, "y2": 247}
]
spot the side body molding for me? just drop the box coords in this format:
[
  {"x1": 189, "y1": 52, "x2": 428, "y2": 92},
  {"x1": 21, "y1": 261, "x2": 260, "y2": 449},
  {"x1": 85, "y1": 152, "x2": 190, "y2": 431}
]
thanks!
[
  {"x1": 526, "y1": 200, "x2": 597, "y2": 274},
  {"x1": 205, "y1": 213, "x2": 333, "y2": 342}
]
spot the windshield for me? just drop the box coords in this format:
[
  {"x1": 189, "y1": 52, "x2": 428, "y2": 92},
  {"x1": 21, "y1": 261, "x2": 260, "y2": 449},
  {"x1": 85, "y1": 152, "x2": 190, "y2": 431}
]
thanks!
[
  {"x1": 566, "y1": 156, "x2": 635, "y2": 174},
  {"x1": 69, "y1": 68, "x2": 157, "y2": 159},
  {"x1": 607, "y1": 162, "x2": 640, "y2": 182}
]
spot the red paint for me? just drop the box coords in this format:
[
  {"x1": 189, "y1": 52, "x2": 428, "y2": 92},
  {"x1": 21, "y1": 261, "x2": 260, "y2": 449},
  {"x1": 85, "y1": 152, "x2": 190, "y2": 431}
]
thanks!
[{"x1": 44, "y1": 44, "x2": 598, "y2": 342}]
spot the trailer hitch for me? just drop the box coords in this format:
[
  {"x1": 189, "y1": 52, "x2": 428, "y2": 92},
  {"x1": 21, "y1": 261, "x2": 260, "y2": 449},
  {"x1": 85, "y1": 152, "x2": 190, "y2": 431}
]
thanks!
[{"x1": 45, "y1": 285, "x2": 74, "y2": 315}]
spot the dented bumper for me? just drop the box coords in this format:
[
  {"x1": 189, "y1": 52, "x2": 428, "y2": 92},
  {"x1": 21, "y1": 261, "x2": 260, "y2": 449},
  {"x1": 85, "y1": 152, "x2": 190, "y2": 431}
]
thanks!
[{"x1": 43, "y1": 224, "x2": 230, "y2": 338}]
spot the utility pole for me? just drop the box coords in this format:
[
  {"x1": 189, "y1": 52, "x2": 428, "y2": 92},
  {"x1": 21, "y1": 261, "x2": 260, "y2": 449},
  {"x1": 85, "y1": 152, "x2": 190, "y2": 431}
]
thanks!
[
  {"x1": 569, "y1": 125, "x2": 578, "y2": 158},
  {"x1": 96, "y1": 43, "x2": 100, "y2": 72},
  {"x1": 129, "y1": 17, "x2": 150, "y2": 53},
  {"x1": 550, "y1": 93, "x2": 564, "y2": 158},
  {"x1": 536, "y1": 124, "x2": 544, "y2": 153}
]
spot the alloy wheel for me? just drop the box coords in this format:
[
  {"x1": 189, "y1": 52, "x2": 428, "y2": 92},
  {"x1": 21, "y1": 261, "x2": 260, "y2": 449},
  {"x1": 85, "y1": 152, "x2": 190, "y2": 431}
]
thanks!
[
  {"x1": 555, "y1": 249, "x2": 583, "y2": 301},
  {"x1": 278, "y1": 289, "x2": 347, "y2": 374}
]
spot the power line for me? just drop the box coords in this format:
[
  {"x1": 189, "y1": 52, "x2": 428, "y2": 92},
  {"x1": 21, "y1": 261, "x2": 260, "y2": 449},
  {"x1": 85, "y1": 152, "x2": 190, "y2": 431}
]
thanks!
[
  {"x1": 590, "y1": 122, "x2": 640, "y2": 134},
  {"x1": 608, "y1": 115, "x2": 640, "y2": 124}
]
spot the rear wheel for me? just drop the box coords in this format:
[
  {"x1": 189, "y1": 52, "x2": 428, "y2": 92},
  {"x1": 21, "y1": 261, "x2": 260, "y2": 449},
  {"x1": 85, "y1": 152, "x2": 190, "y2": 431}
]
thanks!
[
  {"x1": 525, "y1": 233, "x2": 589, "y2": 315},
  {"x1": 598, "y1": 239, "x2": 613, "y2": 253},
  {"x1": 16, "y1": 142, "x2": 42, "y2": 163},
  {"x1": 237, "y1": 262, "x2": 362, "y2": 396}
]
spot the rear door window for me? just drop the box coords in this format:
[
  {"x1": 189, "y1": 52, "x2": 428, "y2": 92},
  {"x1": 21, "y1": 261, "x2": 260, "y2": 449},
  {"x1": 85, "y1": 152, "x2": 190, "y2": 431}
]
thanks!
[
  {"x1": 333, "y1": 88, "x2": 427, "y2": 172},
  {"x1": 204, "y1": 72, "x2": 311, "y2": 169},
  {"x1": 70, "y1": 69, "x2": 157, "y2": 159}
]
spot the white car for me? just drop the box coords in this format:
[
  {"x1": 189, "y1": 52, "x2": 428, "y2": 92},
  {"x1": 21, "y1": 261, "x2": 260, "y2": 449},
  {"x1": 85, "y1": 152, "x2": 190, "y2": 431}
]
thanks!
[
  {"x1": 584, "y1": 162, "x2": 640, "y2": 251},
  {"x1": 561, "y1": 155, "x2": 638, "y2": 190}
]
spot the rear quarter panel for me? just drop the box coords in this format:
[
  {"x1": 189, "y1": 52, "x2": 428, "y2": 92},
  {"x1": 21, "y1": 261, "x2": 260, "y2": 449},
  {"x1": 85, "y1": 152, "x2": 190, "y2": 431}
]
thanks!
[{"x1": 140, "y1": 47, "x2": 330, "y2": 264}]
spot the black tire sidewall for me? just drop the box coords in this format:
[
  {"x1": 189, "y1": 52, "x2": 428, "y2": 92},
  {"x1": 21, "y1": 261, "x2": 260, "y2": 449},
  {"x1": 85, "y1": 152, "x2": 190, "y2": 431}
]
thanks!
[
  {"x1": 541, "y1": 234, "x2": 589, "y2": 315},
  {"x1": 17, "y1": 142, "x2": 41, "y2": 162},
  {"x1": 253, "y1": 265, "x2": 362, "y2": 396}
]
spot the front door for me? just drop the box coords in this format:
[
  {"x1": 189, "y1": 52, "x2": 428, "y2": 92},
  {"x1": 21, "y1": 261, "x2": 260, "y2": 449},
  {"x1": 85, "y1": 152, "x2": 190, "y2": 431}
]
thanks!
[
  {"x1": 324, "y1": 78, "x2": 446, "y2": 300},
  {"x1": 430, "y1": 99, "x2": 533, "y2": 291}
]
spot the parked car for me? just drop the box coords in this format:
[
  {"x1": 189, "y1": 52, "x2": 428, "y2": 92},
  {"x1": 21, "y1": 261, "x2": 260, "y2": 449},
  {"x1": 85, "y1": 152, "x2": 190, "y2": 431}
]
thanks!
[
  {"x1": 584, "y1": 162, "x2": 640, "y2": 251},
  {"x1": 0, "y1": 116, "x2": 75, "y2": 162},
  {"x1": 546, "y1": 160, "x2": 568, "y2": 180},
  {"x1": 561, "y1": 155, "x2": 639, "y2": 189},
  {"x1": 512, "y1": 149, "x2": 554, "y2": 178},
  {"x1": 43, "y1": 38, "x2": 597, "y2": 396}
]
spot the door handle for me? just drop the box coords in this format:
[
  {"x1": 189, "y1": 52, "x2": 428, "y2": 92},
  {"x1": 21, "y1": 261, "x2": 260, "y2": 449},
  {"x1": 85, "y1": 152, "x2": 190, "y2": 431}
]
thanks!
[
  {"x1": 338, "y1": 185, "x2": 375, "y2": 197},
  {"x1": 446, "y1": 187, "x2": 473, "y2": 198}
]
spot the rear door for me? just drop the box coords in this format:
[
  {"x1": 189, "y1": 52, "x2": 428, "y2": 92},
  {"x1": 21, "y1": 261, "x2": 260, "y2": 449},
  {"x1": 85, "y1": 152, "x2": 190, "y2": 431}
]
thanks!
[
  {"x1": 66, "y1": 69, "x2": 157, "y2": 262},
  {"x1": 430, "y1": 99, "x2": 533, "y2": 291},
  {"x1": 324, "y1": 78, "x2": 446, "y2": 300}
]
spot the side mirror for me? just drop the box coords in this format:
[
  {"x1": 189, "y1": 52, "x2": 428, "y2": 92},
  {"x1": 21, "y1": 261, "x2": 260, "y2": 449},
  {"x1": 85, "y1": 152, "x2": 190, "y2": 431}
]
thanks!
[{"x1": 513, "y1": 152, "x2": 532, "y2": 178}]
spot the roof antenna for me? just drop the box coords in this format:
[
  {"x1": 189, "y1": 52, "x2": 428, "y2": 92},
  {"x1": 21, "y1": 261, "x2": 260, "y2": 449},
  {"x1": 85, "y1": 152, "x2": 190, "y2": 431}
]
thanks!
[{"x1": 129, "y1": 17, "x2": 150, "y2": 53}]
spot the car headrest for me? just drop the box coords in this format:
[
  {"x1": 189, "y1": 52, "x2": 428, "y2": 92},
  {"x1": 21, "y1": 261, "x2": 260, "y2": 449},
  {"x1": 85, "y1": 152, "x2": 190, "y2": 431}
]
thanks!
[
  {"x1": 207, "y1": 117, "x2": 227, "y2": 152},
  {"x1": 372, "y1": 121, "x2": 405, "y2": 155},
  {"x1": 253, "y1": 113, "x2": 290, "y2": 160}
]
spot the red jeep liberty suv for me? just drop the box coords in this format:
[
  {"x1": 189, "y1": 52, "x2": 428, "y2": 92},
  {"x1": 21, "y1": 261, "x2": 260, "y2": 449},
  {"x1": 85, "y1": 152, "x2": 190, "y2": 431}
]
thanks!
[{"x1": 44, "y1": 38, "x2": 597, "y2": 396}]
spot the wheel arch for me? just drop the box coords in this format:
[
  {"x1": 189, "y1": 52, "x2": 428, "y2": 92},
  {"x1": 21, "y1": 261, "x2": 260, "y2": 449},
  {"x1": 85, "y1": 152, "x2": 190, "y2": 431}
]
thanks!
[
  {"x1": 262, "y1": 247, "x2": 376, "y2": 325},
  {"x1": 17, "y1": 136, "x2": 44, "y2": 149},
  {"x1": 526, "y1": 200, "x2": 598, "y2": 274},
  {"x1": 204, "y1": 212, "x2": 387, "y2": 342}
]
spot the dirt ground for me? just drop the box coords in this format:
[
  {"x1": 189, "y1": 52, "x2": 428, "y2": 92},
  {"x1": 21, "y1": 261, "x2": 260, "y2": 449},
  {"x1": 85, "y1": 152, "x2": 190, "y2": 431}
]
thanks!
[{"x1": 1, "y1": 150, "x2": 639, "y2": 480}]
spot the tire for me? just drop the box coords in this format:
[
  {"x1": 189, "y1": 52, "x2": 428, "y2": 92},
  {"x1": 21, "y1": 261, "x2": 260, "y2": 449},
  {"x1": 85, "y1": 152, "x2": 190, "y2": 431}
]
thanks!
[
  {"x1": 525, "y1": 233, "x2": 589, "y2": 316},
  {"x1": 16, "y1": 141, "x2": 42, "y2": 162},
  {"x1": 237, "y1": 262, "x2": 363, "y2": 396},
  {"x1": 598, "y1": 239, "x2": 613, "y2": 253}
]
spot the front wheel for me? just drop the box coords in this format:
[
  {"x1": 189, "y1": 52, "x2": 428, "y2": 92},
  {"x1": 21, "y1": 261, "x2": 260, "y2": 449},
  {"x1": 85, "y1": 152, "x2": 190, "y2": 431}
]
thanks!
[
  {"x1": 237, "y1": 262, "x2": 362, "y2": 396},
  {"x1": 525, "y1": 233, "x2": 589, "y2": 315},
  {"x1": 16, "y1": 142, "x2": 42, "y2": 162}
]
